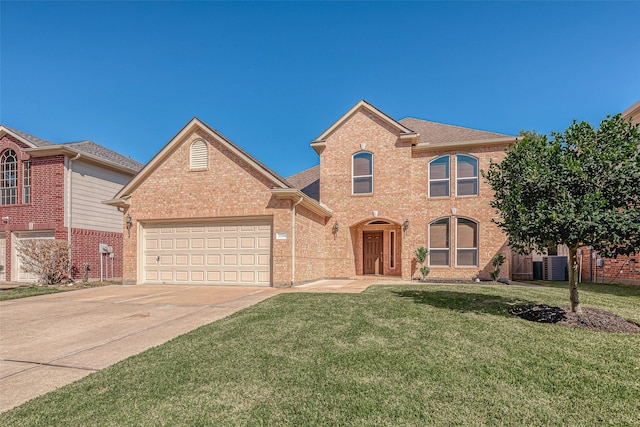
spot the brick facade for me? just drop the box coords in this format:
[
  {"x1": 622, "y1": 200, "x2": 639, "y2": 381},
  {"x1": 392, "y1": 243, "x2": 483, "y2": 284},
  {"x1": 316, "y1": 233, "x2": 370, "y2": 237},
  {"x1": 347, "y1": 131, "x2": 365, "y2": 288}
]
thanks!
[
  {"x1": 116, "y1": 103, "x2": 515, "y2": 286},
  {"x1": 317, "y1": 108, "x2": 511, "y2": 281},
  {"x1": 0, "y1": 129, "x2": 136, "y2": 282}
]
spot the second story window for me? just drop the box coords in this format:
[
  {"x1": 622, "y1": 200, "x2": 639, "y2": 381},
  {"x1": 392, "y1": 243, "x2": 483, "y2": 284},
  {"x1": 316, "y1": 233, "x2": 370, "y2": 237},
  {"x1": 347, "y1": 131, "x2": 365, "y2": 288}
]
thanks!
[
  {"x1": 429, "y1": 156, "x2": 450, "y2": 197},
  {"x1": 1, "y1": 150, "x2": 17, "y2": 205},
  {"x1": 352, "y1": 152, "x2": 373, "y2": 195},
  {"x1": 22, "y1": 161, "x2": 31, "y2": 204},
  {"x1": 456, "y1": 155, "x2": 478, "y2": 196}
]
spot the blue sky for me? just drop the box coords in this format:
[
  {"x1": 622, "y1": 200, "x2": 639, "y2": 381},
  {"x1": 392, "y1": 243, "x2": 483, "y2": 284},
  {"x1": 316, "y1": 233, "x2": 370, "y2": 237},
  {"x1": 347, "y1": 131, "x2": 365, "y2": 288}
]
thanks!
[{"x1": 2, "y1": 1, "x2": 639, "y2": 178}]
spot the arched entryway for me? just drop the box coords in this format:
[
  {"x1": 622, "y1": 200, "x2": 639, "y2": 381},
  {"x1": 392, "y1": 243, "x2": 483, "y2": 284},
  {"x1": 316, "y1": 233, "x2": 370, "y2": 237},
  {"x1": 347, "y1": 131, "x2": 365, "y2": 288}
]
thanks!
[{"x1": 351, "y1": 218, "x2": 403, "y2": 277}]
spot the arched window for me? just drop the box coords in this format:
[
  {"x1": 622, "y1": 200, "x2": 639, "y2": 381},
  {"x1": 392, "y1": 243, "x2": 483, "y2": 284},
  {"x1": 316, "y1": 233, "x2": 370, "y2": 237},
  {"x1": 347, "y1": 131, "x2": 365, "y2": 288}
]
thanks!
[
  {"x1": 456, "y1": 155, "x2": 478, "y2": 196},
  {"x1": 429, "y1": 218, "x2": 450, "y2": 266},
  {"x1": 456, "y1": 218, "x2": 478, "y2": 266},
  {"x1": 190, "y1": 140, "x2": 208, "y2": 169},
  {"x1": 1, "y1": 150, "x2": 18, "y2": 205},
  {"x1": 352, "y1": 152, "x2": 373, "y2": 195},
  {"x1": 429, "y1": 156, "x2": 450, "y2": 197}
]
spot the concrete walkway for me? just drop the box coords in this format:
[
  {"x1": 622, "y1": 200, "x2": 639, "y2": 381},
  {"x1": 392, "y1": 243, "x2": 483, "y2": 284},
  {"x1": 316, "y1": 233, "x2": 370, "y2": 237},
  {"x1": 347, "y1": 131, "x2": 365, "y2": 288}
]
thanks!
[{"x1": 0, "y1": 279, "x2": 369, "y2": 412}]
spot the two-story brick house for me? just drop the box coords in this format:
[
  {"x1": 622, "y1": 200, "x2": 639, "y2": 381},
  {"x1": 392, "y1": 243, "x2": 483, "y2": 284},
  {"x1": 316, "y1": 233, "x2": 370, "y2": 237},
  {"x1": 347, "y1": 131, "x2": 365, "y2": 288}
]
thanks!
[
  {"x1": 107, "y1": 101, "x2": 517, "y2": 286},
  {"x1": 0, "y1": 126, "x2": 143, "y2": 282}
]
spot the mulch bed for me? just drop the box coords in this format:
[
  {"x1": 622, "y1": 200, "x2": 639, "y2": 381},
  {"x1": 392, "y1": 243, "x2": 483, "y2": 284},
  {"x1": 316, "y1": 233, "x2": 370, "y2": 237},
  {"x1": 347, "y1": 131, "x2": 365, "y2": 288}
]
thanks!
[{"x1": 509, "y1": 304, "x2": 640, "y2": 334}]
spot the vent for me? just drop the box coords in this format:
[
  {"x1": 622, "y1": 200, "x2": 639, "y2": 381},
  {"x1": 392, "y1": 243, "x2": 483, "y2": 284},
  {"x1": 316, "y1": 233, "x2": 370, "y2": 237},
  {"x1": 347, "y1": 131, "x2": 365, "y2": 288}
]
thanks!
[{"x1": 190, "y1": 140, "x2": 208, "y2": 169}]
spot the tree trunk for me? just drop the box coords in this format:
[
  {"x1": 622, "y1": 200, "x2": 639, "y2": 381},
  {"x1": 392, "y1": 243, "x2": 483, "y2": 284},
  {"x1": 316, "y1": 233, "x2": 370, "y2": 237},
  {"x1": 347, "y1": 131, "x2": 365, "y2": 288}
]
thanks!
[{"x1": 568, "y1": 246, "x2": 582, "y2": 313}]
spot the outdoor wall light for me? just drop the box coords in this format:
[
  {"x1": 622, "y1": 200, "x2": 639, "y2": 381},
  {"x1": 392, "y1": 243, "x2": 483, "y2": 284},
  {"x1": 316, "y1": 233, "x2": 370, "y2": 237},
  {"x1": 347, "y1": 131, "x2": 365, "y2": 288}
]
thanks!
[
  {"x1": 402, "y1": 219, "x2": 409, "y2": 233},
  {"x1": 332, "y1": 221, "x2": 339, "y2": 235},
  {"x1": 126, "y1": 214, "x2": 133, "y2": 237},
  {"x1": 1, "y1": 216, "x2": 8, "y2": 222}
]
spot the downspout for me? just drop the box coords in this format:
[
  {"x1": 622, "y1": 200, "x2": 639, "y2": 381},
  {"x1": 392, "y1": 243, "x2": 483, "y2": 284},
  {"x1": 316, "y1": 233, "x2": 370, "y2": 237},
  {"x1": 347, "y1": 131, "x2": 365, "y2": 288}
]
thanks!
[
  {"x1": 67, "y1": 153, "x2": 81, "y2": 279},
  {"x1": 291, "y1": 196, "x2": 303, "y2": 286}
]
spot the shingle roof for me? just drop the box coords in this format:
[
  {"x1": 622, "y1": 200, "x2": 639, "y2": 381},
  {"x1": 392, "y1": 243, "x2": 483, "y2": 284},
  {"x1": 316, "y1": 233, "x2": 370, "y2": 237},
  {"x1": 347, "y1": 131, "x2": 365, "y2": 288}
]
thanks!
[
  {"x1": 286, "y1": 165, "x2": 320, "y2": 201},
  {"x1": 399, "y1": 118, "x2": 510, "y2": 145},
  {"x1": 2, "y1": 126, "x2": 54, "y2": 147},
  {"x1": 61, "y1": 141, "x2": 144, "y2": 172}
]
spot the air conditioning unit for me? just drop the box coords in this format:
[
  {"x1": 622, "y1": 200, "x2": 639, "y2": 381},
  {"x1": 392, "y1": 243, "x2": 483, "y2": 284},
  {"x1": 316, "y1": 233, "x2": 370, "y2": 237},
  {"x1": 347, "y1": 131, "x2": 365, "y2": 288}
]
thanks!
[{"x1": 542, "y1": 256, "x2": 568, "y2": 281}]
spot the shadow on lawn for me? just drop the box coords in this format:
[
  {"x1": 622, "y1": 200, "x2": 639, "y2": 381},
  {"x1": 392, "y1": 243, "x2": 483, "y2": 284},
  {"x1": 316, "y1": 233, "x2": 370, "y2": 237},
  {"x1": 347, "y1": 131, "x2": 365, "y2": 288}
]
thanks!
[
  {"x1": 532, "y1": 281, "x2": 640, "y2": 298},
  {"x1": 393, "y1": 290, "x2": 536, "y2": 317}
]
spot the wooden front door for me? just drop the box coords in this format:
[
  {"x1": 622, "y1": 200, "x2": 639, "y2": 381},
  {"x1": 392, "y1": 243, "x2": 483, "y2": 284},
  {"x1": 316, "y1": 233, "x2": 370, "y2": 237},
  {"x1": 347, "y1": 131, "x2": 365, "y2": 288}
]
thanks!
[{"x1": 363, "y1": 231, "x2": 383, "y2": 275}]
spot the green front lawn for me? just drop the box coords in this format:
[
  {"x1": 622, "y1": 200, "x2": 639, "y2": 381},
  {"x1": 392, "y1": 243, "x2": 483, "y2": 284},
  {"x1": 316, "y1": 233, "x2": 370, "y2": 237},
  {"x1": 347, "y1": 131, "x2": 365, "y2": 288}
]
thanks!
[
  {"x1": 0, "y1": 286, "x2": 61, "y2": 301},
  {"x1": 2, "y1": 284, "x2": 639, "y2": 426}
]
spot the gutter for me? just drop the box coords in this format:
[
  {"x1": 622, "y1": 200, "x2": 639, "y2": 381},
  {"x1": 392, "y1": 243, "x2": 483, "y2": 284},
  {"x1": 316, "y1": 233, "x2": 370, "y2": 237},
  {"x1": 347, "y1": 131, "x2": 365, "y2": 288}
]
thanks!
[{"x1": 67, "y1": 153, "x2": 81, "y2": 278}]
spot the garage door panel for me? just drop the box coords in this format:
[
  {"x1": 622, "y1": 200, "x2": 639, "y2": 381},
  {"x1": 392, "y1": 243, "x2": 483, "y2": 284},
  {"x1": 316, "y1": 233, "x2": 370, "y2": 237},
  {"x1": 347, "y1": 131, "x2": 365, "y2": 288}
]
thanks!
[
  {"x1": 143, "y1": 220, "x2": 271, "y2": 286},
  {"x1": 223, "y1": 238, "x2": 238, "y2": 249}
]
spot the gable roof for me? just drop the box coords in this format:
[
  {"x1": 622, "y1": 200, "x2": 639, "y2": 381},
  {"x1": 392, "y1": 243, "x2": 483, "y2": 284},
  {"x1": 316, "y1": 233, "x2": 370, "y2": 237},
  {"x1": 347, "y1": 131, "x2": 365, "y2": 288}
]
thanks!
[
  {"x1": 106, "y1": 118, "x2": 332, "y2": 218},
  {"x1": 310, "y1": 100, "x2": 419, "y2": 153},
  {"x1": 0, "y1": 125, "x2": 54, "y2": 147},
  {"x1": 400, "y1": 118, "x2": 511, "y2": 145},
  {"x1": 0, "y1": 125, "x2": 143, "y2": 174},
  {"x1": 60, "y1": 141, "x2": 144, "y2": 172},
  {"x1": 286, "y1": 165, "x2": 320, "y2": 201}
]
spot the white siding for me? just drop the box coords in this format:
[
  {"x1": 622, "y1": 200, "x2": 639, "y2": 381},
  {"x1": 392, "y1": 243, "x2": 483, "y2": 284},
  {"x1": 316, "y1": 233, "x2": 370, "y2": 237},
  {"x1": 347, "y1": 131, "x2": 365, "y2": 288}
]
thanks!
[{"x1": 69, "y1": 160, "x2": 132, "y2": 233}]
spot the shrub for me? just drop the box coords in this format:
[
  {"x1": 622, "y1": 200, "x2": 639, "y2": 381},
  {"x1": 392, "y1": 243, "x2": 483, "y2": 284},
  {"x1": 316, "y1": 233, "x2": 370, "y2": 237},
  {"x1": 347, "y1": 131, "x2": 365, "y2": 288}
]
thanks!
[
  {"x1": 16, "y1": 239, "x2": 71, "y2": 285},
  {"x1": 414, "y1": 247, "x2": 430, "y2": 280},
  {"x1": 490, "y1": 253, "x2": 506, "y2": 282}
]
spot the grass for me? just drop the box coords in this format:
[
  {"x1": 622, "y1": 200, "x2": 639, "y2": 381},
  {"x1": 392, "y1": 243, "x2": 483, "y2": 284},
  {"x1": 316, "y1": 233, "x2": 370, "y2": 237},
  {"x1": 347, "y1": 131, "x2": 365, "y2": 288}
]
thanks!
[
  {"x1": 0, "y1": 285, "x2": 61, "y2": 301},
  {"x1": 1, "y1": 283, "x2": 639, "y2": 426}
]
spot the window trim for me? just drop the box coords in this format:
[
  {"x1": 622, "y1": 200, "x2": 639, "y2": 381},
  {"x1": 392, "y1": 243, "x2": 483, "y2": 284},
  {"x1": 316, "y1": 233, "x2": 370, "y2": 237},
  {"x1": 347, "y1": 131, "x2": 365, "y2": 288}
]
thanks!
[
  {"x1": 428, "y1": 156, "x2": 450, "y2": 198},
  {"x1": 1, "y1": 149, "x2": 18, "y2": 206},
  {"x1": 22, "y1": 160, "x2": 31, "y2": 204},
  {"x1": 389, "y1": 230, "x2": 396, "y2": 269},
  {"x1": 455, "y1": 154, "x2": 479, "y2": 197},
  {"x1": 352, "y1": 151, "x2": 373, "y2": 195},
  {"x1": 455, "y1": 217, "x2": 479, "y2": 267},
  {"x1": 428, "y1": 217, "x2": 450, "y2": 267}
]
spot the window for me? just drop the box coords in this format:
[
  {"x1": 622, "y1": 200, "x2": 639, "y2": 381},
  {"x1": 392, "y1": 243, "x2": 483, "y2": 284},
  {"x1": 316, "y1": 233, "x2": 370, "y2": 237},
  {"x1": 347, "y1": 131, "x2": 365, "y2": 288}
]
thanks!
[
  {"x1": 1, "y1": 150, "x2": 17, "y2": 205},
  {"x1": 22, "y1": 161, "x2": 31, "y2": 204},
  {"x1": 456, "y1": 155, "x2": 478, "y2": 196},
  {"x1": 429, "y1": 156, "x2": 449, "y2": 197},
  {"x1": 429, "y1": 218, "x2": 450, "y2": 266},
  {"x1": 352, "y1": 152, "x2": 373, "y2": 194},
  {"x1": 456, "y1": 218, "x2": 478, "y2": 266},
  {"x1": 190, "y1": 140, "x2": 208, "y2": 169},
  {"x1": 389, "y1": 230, "x2": 396, "y2": 269}
]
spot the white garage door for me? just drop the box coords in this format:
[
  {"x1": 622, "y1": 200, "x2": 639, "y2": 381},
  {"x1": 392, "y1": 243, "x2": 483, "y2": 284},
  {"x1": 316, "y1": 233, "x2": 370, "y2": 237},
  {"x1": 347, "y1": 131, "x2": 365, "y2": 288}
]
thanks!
[
  {"x1": 142, "y1": 220, "x2": 272, "y2": 286},
  {"x1": 13, "y1": 231, "x2": 55, "y2": 282}
]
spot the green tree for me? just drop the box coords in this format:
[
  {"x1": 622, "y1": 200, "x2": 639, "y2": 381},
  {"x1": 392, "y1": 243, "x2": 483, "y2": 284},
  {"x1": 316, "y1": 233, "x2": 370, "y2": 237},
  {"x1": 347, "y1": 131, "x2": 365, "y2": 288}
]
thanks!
[{"x1": 483, "y1": 114, "x2": 640, "y2": 313}]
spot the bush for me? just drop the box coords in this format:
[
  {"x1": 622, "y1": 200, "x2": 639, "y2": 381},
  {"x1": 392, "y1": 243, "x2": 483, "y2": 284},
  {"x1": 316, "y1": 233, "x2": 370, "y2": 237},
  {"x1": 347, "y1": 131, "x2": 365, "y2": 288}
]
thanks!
[
  {"x1": 414, "y1": 247, "x2": 430, "y2": 280},
  {"x1": 490, "y1": 253, "x2": 506, "y2": 282},
  {"x1": 16, "y1": 239, "x2": 71, "y2": 285}
]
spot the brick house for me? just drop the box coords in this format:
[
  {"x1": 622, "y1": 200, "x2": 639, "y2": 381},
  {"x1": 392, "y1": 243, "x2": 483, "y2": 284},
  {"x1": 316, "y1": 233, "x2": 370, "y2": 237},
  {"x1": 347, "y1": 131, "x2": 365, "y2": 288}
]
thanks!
[
  {"x1": 0, "y1": 126, "x2": 143, "y2": 282},
  {"x1": 586, "y1": 100, "x2": 640, "y2": 285},
  {"x1": 107, "y1": 101, "x2": 519, "y2": 286}
]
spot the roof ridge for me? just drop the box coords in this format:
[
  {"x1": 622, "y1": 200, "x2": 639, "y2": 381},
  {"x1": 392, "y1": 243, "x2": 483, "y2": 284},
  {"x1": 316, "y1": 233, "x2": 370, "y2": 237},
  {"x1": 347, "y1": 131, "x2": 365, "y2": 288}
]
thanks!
[{"x1": 400, "y1": 117, "x2": 510, "y2": 137}]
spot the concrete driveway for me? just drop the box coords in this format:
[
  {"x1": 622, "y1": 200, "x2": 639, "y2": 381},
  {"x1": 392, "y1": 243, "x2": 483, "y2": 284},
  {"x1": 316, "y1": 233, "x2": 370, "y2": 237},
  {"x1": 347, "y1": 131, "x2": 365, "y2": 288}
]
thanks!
[{"x1": 0, "y1": 279, "x2": 373, "y2": 412}]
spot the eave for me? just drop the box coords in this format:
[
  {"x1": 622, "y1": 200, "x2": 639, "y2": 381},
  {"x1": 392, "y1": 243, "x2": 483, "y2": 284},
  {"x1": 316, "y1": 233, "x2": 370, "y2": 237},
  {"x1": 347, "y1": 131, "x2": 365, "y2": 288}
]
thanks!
[
  {"x1": 24, "y1": 146, "x2": 140, "y2": 175},
  {"x1": 411, "y1": 136, "x2": 517, "y2": 153},
  {"x1": 271, "y1": 188, "x2": 333, "y2": 219},
  {"x1": 102, "y1": 196, "x2": 131, "y2": 208}
]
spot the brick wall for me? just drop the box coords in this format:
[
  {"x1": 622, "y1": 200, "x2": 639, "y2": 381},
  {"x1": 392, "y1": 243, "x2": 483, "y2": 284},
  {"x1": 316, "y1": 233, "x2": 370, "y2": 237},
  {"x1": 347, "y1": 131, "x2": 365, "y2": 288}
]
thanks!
[
  {"x1": 318, "y1": 108, "x2": 510, "y2": 281},
  {"x1": 1, "y1": 133, "x2": 127, "y2": 282},
  {"x1": 122, "y1": 128, "x2": 306, "y2": 286}
]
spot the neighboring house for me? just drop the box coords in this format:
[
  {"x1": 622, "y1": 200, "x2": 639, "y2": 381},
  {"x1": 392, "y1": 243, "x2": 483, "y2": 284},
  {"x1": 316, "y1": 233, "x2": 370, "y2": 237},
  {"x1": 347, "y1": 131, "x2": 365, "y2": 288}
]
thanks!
[
  {"x1": 589, "y1": 100, "x2": 640, "y2": 285},
  {"x1": 0, "y1": 126, "x2": 143, "y2": 282},
  {"x1": 107, "y1": 100, "x2": 518, "y2": 286}
]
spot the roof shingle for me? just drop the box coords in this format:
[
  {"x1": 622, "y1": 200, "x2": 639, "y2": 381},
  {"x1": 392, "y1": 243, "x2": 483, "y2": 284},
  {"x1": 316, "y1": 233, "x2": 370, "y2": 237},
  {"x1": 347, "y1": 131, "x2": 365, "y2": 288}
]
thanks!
[{"x1": 399, "y1": 118, "x2": 510, "y2": 145}]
